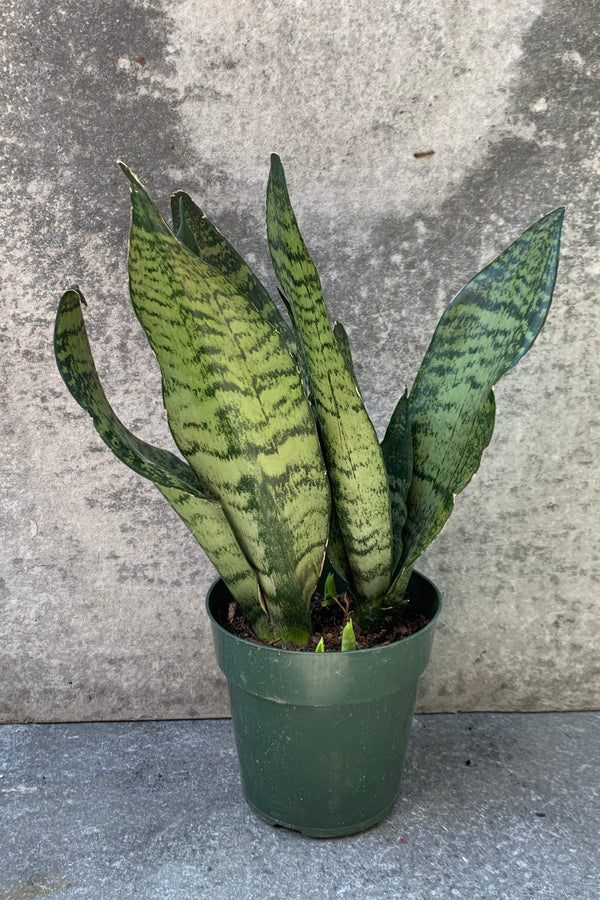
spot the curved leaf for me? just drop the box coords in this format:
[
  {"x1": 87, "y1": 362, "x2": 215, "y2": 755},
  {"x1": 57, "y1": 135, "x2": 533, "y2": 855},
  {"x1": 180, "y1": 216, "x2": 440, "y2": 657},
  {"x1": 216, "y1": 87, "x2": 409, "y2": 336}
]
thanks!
[
  {"x1": 54, "y1": 286, "x2": 264, "y2": 626},
  {"x1": 54, "y1": 287, "x2": 210, "y2": 498},
  {"x1": 396, "y1": 208, "x2": 564, "y2": 590},
  {"x1": 266, "y1": 154, "x2": 393, "y2": 607},
  {"x1": 120, "y1": 163, "x2": 330, "y2": 644}
]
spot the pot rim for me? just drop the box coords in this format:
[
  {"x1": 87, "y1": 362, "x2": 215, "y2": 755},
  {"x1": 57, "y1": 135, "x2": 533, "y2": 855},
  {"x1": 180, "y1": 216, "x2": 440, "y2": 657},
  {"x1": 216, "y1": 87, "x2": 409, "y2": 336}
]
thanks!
[{"x1": 206, "y1": 569, "x2": 442, "y2": 658}]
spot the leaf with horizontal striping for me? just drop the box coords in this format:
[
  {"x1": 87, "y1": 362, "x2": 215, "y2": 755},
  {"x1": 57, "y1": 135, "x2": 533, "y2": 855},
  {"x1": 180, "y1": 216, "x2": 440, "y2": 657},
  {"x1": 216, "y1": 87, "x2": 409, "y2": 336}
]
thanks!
[
  {"x1": 333, "y1": 320, "x2": 359, "y2": 387},
  {"x1": 172, "y1": 190, "x2": 311, "y2": 398},
  {"x1": 156, "y1": 485, "x2": 270, "y2": 636},
  {"x1": 54, "y1": 286, "x2": 264, "y2": 625},
  {"x1": 392, "y1": 209, "x2": 564, "y2": 599},
  {"x1": 54, "y1": 286, "x2": 211, "y2": 498},
  {"x1": 120, "y1": 163, "x2": 330, "y2": 644},
  {"x1": 266, "y1": 154, "x2": 393, "y2": 609},
  {"x1": 326, "y1": 504, "x2": 352, "y2": 586},
  {"x1": 173, "y1": 194, "x2": 201, "y2": 258},
  {"x1": 171, "y1": 190, "x2": 297, "y2": 351},
  {"x1": 327, "y1": 321, "x2": 363, "y2": 585},
  {"x1": 381, "y1": 390, "x2": 413, "y2": 573}
]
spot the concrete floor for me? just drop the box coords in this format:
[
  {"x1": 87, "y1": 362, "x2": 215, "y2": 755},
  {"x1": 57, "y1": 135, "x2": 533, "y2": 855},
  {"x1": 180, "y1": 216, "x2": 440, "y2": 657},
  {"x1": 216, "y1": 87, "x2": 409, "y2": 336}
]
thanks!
[{"x1": 1, "y1": 713, "x2": 598, "y2": 900}]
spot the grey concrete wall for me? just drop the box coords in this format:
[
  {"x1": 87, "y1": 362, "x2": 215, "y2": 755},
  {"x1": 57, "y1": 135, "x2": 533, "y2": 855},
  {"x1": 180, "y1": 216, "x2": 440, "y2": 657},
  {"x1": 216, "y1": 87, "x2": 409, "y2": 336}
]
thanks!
[{"x1": 1, "y1": 0, "x2": 598, "y2": 722}]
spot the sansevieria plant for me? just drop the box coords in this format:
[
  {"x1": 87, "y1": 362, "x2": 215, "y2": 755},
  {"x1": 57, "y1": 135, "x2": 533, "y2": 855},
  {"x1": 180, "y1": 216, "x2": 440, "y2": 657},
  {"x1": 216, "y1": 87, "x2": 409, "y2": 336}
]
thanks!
[{"x1": 54, "y1": 156, "x2": 563, "y2": 647}]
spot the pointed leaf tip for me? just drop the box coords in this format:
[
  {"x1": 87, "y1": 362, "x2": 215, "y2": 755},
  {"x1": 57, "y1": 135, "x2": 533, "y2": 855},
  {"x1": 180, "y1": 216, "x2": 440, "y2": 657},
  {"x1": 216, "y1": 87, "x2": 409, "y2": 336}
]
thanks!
[
  {"x1": 269, "y1": 153, "x2": 286, "y2": 184},
  {"x1": 547, "y1": 206, "x2": 565, "y2": 224},
  {"x1": 534, "y1": 206, "x2": 565, "y2": 243},
  {"x1": 64, "y1": 284, "x2": 84, "y2": 304},
  {"x1": 341, "y1": 618, "x2": 357, "y2": 652},
  {"x1": 117, "y1": 159, "x2": 132, "y2": 177},
  {"x1": 117, "y1": 161, "x2": 146, "y2": 194}
]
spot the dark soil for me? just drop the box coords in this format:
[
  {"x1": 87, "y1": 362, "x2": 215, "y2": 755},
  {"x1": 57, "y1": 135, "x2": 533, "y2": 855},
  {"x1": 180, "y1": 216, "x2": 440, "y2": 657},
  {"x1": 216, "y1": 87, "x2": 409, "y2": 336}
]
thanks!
[{"x1": 222, "y1": 589, "x2": 431, "y2": 652}]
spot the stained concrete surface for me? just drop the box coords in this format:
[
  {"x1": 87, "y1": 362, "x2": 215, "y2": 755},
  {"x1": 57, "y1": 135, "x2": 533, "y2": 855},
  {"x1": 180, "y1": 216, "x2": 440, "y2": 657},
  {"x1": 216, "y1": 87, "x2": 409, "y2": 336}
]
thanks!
[
  {"x1": 1, "y1": 714, "x2": 599, "y2": 899},
  {"x1": 1, "y1": 0, "x2": 599, "y2": 721}
]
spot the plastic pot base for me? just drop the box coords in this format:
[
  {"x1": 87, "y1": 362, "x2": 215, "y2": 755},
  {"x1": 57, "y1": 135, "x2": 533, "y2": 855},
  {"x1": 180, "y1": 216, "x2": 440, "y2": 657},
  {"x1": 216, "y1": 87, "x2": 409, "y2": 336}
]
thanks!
[{"x1": 246, "y1": 796, "x2": 396, "y2": 839}]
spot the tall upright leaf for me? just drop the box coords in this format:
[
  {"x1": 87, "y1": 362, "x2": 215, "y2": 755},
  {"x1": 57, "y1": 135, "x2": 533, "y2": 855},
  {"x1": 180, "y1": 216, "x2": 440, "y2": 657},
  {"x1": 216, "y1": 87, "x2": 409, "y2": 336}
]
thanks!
[
  {"x1": 381, "y1": 391, "x2": 413, "y2": 573},
  {"x1": 332, "y1": 321, "x2": 358, "y2": 386},
  {"x1": 171, "y1": 191, "x2": 297, "y2": 350},
  {"x1": 266, "y1": 154, "x2": 393, "y2": 607},
  {"x1": 172, "y1": 191, "x2": 312, "y2": 398},
  {"x1": 389, "y1": 208, "x2": 564, "y2": 602},
  {"x1": 119, "y1": 164, "x2": 330, "y2": 643},
  {"x1": 53, "y1": 286, "x2": 268, "y2": 633}
]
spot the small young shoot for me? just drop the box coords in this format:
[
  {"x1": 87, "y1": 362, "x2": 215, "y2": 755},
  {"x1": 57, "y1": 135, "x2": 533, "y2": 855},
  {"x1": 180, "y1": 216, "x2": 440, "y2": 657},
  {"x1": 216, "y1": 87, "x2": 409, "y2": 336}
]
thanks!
[
  {"x1": 315, "y1": 637, "x2": 325, "y2": 652},
  {"x1": 341, "y1": 618, "x2": 357, "y2": 652},
  {"x1": 321, "y1": 571, "x2": 337, "y2": 607}
]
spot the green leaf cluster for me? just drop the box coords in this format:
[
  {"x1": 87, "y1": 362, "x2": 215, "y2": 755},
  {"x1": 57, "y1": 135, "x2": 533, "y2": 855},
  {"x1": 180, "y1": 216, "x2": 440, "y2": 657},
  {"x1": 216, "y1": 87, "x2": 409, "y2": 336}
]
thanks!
[{"x1": 54, "y1": 156, "x2": 563, "y2": 646}]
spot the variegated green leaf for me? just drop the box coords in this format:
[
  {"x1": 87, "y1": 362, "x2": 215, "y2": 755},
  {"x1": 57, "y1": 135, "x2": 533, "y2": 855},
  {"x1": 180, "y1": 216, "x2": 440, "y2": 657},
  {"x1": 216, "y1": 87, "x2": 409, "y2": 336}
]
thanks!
[
  {"x1": 266, "y1": 153, "x2": 393, "y2": 608},
  {"x1": 333, "y1": 321, "x2": 358, "y2": 386},
  {"x1": 172, "y1": 190, "x2": 312, "y2": 399},
  {"x1": 54, "y1": 287, "x2": 210, "y2": 499},
  {"x1": 120, "y1": 163, "x2": 330, "y2": 644},
  {"x1": 173, "y1": 195, "x2": 201, "y2": 257},
  {"x1": 53, "y1": 286, "x2": 265, "y2": 627},
  {"x1": 381, "y1": 390, "x2": 413, "y2": 573},
  {"x1": 156, "y1": 485, "x2": 270, "y2": 637},
  {"x1": 171, "y1": 190, "x2": 296, "y2": 349},
  {"x1": 393, "y1": 209, "x2": 564, "y2": 599},
  {"x1": 325, "y1": 504, "x2": 352, "y2": 585}
]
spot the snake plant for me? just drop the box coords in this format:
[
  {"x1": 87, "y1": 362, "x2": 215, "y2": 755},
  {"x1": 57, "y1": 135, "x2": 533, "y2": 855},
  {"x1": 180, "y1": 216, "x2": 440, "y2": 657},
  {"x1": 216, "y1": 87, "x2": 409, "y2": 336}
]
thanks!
[{"x1": 54, "y1": 155, "x2": 563, "y2": 646}]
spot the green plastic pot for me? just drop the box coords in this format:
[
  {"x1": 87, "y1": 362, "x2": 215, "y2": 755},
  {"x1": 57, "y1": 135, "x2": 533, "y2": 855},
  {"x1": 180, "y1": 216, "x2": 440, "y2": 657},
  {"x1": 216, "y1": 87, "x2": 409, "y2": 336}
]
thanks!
[{"x1": 207, "y1": 570, "x2": 441, "y2": 838}]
